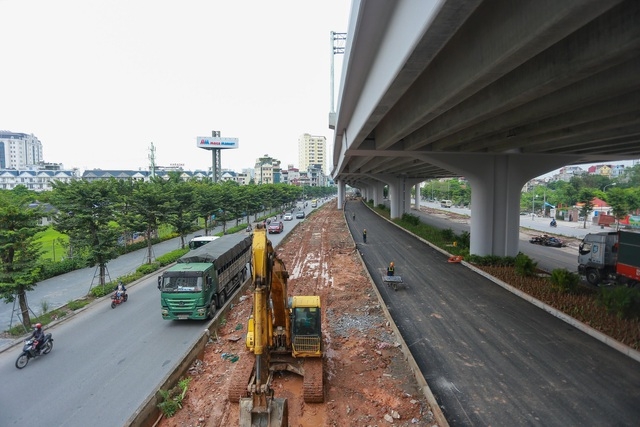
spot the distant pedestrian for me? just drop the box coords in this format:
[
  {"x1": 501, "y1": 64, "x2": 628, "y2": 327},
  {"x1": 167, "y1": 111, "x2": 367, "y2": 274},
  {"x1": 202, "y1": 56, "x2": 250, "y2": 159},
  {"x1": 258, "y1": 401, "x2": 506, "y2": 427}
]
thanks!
[
  {"x1": 363, "y1": 228, "x2": 367, "y2": 243},
  {"x1": 352, "y1": 212, "x2": 355, "y2": 221}
]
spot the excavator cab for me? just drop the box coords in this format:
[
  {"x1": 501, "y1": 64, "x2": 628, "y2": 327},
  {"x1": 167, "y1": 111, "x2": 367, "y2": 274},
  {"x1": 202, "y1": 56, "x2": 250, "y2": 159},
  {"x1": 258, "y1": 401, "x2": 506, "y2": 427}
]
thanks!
[{"x1": 290, "y1": 296, "x2": 322, "y2": 358}]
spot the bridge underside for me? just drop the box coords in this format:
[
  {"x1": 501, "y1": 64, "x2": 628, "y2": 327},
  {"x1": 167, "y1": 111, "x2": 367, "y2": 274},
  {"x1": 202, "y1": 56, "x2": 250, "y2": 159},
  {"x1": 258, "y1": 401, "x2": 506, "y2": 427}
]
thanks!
[{"x1": 332, "y1": 0, "x2": 640, "y2": 256}]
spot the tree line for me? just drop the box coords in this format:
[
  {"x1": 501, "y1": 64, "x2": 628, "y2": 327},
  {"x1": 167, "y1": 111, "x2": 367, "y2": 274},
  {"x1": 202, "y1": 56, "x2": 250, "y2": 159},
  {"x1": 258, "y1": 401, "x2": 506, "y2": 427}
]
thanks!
[{"x1": 0, "y1": 174, "x2": 336, "y2": 327}]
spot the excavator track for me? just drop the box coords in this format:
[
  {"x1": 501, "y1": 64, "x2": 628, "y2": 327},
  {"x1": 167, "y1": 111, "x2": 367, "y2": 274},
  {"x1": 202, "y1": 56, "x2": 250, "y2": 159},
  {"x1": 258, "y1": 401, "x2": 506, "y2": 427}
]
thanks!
[
  {"x1": 228, "y1": 353, "x2": 254, "y2": 403},
  {"x1": 302, "y1": 358, "x2": 324, "y2": 403}
]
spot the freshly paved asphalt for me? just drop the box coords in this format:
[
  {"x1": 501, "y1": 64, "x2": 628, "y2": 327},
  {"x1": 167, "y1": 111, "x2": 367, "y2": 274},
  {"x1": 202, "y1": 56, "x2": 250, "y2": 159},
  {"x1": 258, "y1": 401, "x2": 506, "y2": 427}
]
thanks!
[{"x1": 346, "y1": 200, "x2": 640, "y2": 426}]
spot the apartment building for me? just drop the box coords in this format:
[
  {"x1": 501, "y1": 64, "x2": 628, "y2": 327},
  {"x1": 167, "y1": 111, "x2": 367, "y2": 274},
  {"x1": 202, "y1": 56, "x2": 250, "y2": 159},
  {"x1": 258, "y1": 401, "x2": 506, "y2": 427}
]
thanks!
[
  {"x1": 0, "y1": 131, "x2": 44, "y2": 169},
  {"x1": 297, "y1": 133, "x2": 326, "y2": 174}
]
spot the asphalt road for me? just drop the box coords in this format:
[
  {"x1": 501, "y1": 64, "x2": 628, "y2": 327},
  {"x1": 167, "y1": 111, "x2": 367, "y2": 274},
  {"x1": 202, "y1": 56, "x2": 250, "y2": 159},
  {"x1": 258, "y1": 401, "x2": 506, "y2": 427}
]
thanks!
[
  {"x1": 0, "y1": 202, "x2": 320, "y2": 427},
  {"x1": 346, "y1": 200, "x2": 640, "y2": 426},
  {"x1": 413, "y1": 201, "x2": 587, "y2": 274}
]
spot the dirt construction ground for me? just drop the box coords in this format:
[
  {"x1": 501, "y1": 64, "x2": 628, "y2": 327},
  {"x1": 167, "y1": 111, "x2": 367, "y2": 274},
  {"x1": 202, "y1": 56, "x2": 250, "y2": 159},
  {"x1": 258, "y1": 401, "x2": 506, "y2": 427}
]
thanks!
[{"x1": 159, "y1": 200, "x2": 441, "y2": 427}]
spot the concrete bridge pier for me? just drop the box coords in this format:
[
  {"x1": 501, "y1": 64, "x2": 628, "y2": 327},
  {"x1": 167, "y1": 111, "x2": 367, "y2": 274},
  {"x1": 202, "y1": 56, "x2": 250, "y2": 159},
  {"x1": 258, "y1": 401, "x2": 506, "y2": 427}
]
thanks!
[{"x1": 417, "y1": 153, "x2": 579, "y2": 256}]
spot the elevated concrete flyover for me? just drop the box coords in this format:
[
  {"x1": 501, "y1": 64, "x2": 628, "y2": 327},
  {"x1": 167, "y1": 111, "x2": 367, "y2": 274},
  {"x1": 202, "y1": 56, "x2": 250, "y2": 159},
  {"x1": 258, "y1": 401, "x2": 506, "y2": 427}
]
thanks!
[{"x1": 331, "y1": 0, "x2": 640, "y2": 256}]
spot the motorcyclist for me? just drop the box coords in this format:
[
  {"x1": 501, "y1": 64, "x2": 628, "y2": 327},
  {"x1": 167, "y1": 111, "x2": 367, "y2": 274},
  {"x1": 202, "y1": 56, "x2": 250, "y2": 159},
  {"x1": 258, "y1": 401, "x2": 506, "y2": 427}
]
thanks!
[
  {"x1": 550, "y1": 219, "x2": 557, "y2": 227},
  {"x1": 30, "y1": 323, "x2": 45, "y2": 353},
  {"x1": 115, "y1": 281, "x2": 127, "y2": 301}
]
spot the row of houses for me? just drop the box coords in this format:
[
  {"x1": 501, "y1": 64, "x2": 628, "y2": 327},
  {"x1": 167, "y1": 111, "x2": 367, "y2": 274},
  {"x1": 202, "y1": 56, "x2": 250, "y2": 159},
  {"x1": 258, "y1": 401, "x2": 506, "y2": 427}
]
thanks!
[{"x1": 1, "y1": 164, "x2": 331, "y2": 192}]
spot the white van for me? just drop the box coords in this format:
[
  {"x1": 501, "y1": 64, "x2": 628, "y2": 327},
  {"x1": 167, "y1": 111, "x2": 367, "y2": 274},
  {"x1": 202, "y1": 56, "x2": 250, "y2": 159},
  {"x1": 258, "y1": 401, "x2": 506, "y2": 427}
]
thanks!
[
  {"x1": 188, "y1": 235, "x2": 219, "y2": 250},
  {"x1": 440, "y1": 200, "x2": 453, "y2": 208}
]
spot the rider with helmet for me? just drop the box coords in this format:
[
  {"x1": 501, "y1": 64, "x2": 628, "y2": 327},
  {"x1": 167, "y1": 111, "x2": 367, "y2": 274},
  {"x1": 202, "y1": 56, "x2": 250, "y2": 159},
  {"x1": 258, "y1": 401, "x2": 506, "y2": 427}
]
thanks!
[
  {"x1": 30, "y1": 323, "x2": 45, "y2": 353},
  {"x1": 115, "y1": 281, "x2": 127, "y2": 301}
]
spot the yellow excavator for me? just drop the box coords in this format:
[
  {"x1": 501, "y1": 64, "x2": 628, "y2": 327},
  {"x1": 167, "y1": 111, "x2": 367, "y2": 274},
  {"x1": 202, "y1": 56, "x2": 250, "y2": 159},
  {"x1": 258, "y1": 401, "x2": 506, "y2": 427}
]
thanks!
[{"x1": 228, "y1": 225, "x2": 324, "y2": 427}]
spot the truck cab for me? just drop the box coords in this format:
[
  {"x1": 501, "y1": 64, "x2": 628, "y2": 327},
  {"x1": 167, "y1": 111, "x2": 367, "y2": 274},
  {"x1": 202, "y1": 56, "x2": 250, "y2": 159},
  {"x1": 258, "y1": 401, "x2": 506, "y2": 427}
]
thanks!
[{"x1": 578, "y1": 231, "x2": 640, "y2": 287}]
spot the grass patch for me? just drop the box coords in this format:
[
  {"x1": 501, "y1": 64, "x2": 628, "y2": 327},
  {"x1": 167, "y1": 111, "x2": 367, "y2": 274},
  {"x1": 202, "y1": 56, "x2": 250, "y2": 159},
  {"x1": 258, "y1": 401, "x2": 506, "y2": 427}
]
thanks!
[
  {"x1": 35, "y1": 227, "x2": 69, "y2": 262},
  {"x1": 6, "y1": 308, "x2": 70, "y2": 337},
  {"x1": 67, "y1": 299, "x2": 92, "y2": 311}
]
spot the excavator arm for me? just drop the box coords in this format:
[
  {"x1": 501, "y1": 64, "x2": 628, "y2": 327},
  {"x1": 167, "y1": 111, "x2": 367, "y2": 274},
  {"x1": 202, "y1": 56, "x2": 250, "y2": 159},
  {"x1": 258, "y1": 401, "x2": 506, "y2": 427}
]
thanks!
[
  {"x1": 231, "y1": 225, "x2": 323, "y2": 426},
  {"x1": 238, "y1": 226, "x2": 289, "y2": 427}
]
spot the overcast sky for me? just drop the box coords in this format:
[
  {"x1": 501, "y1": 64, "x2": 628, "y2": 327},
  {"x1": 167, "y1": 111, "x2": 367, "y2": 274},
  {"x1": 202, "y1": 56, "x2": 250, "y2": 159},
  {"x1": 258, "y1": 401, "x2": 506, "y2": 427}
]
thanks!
[{"x1": 1, "y1": 0, "x2": 350, "y2": 174}]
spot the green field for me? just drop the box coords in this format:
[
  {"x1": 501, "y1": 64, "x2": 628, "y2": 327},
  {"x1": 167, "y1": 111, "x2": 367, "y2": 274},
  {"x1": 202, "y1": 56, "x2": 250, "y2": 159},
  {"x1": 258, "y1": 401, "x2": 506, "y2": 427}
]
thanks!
[
  {"x1": 35, "y1": 227, "x2": 69, "y2": 262},
  {"x1": 35, "y1": 224, "x2": 180, "y2": 262}
]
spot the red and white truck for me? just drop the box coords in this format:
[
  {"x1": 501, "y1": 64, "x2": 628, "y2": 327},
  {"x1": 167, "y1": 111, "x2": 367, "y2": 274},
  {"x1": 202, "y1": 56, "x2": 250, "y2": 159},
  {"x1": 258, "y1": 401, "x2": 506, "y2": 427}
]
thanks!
[{"x1": 578, "y1": 230, "x2": 640, "y2": 287}]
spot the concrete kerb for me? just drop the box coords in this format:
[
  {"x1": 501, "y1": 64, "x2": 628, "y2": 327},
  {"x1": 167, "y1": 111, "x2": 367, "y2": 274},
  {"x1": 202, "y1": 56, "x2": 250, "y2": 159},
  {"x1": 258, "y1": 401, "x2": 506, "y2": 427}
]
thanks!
[
  {"x1": 364, "y1": 201, "x2": 640, "y2": 364},
  {"x1": 346, "y1": 205, "x2": 450, "y2": 427},
  {"x1": 127, "y1": 277, "x2": 253, "y2": 427}
]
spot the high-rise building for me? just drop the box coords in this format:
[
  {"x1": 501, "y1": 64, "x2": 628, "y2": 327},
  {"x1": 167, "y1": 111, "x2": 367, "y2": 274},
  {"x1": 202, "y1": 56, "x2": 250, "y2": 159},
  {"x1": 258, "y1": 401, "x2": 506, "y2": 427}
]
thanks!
[
  {"x1": 297, "y1": 133, "x2": 326, "y2": 174},
  {"x1": 0, "y1": 131, "x2": 44, "y2": 169}
]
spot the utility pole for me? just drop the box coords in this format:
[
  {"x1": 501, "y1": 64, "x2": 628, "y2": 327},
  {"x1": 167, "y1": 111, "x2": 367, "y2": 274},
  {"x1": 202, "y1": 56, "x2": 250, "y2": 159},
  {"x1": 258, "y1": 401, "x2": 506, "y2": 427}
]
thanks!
[{"x1": 149, "y1": 142, "x2": 156, "y2": 178}]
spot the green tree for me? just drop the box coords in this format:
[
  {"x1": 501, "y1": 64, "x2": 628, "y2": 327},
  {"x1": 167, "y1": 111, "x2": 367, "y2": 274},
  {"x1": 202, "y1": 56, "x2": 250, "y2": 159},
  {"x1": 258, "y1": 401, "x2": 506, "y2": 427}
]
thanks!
[
  {"x1": 50, "y1": 179, "x2": 121, "y2": 286},
  {"x1": 129, "y1": 178, "x2": 171, "y2": 263},
  {"x1": 163, "y1": 173, "x2": 198, "y2": 249},
  {"x1": 625, "y1": 163, "x2": 640, "y2": 187},
  {"x1": 605, "y1": 187, "x2": 630, "y2": 229},
  {"x1": 194, "y1": 182, "x2": 222, "y2": 235},
  {"x1": 0, "y1": 191, "x2": 46, "y2": 328},
  {"x1": 577, "y1": 188, "x2": 596, "y2": 229}
]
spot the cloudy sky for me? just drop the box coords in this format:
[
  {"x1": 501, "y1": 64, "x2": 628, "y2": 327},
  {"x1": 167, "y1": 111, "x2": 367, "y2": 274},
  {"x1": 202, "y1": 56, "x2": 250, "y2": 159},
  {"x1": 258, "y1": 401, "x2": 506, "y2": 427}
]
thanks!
[{"x1": 1, "y1": 0, "x2": 351, "y2": 174}]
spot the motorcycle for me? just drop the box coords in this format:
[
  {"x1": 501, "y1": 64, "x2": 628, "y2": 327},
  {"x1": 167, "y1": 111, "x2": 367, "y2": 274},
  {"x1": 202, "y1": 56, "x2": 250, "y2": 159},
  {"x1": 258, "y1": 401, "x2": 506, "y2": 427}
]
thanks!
[
  {"x1": 111, "y1": 291, "x2": 128, "y2": 308},
  {"x1": 15, "y1": 333, "x2": 54, "y2": 369},
  {"x1": 550, "y1": 220, "x2": 557, "y2": 228}
]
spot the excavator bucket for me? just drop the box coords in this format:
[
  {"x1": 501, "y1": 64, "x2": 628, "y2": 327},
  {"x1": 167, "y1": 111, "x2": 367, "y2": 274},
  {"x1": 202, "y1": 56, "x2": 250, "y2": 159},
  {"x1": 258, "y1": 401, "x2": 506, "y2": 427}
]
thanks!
[{"x1": 239, "y1": 397, "x2": 288, "y2": 427}]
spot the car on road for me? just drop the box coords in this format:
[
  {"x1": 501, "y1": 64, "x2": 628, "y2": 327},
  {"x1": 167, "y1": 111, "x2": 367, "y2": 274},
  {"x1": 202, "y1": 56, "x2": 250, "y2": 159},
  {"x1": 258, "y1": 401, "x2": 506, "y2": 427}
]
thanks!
[
  {"x1": 296, "y1": 211, "x2": 305, "y2": 219},
  {"x1": 268, "y1": 221, "x2": 284, "y2": 234},
  {"x1": 283, "y1": 212, "x2": 293, "y2": 221}
]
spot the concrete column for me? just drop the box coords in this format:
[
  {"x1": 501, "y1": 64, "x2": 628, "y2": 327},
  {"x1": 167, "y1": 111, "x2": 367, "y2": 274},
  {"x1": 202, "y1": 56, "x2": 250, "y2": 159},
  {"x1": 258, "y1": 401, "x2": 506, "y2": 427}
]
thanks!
[
  {"x1": 372, "y1": 181, "x2": 385, "y2": 206},
  {"x1": 337, "y1": 180, "x2": 346, "y2": 210},
  {"x1": 385, "y1": 178, "x2": 402, "y2": 218},
  {"x1": 414, "y1": 182, "x2": 422, "y2": 210},
  {"x1": 416, "y1": 153, "x2": 579, "y2": 256}
]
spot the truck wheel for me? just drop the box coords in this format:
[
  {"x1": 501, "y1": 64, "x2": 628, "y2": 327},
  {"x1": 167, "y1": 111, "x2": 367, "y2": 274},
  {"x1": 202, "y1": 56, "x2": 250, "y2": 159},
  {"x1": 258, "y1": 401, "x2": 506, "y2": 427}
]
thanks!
[
  {"x1": 206, "y1": 302, "x2": 216, "y2": 320},
  {"x1": 586, "y1": 269, "x2": 601, "y2": 286}
]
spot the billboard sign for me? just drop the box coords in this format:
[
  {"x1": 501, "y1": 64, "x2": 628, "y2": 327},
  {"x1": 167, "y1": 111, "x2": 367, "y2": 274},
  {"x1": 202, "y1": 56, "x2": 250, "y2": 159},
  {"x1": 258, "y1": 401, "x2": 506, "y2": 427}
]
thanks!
[{"x1": 197, "y1": 136, "x2": 239, "y2": 149}]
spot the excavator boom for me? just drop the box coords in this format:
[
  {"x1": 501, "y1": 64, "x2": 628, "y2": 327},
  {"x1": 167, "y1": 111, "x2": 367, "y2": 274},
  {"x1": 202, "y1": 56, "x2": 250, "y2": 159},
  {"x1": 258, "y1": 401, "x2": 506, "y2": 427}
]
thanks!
[{"x1": 232, "y1": 225, "x2": 323, "y2": 427}]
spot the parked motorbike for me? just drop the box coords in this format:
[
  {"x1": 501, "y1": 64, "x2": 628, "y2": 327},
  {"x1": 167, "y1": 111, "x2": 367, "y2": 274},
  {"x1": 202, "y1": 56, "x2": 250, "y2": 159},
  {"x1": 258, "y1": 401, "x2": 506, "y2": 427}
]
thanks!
[
  {"x1": 15, "y1": 333, "x2": 54, "y2": 369},
  {"x1": 111, "y1": 291, "x2": 128, "y2": 308}
]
